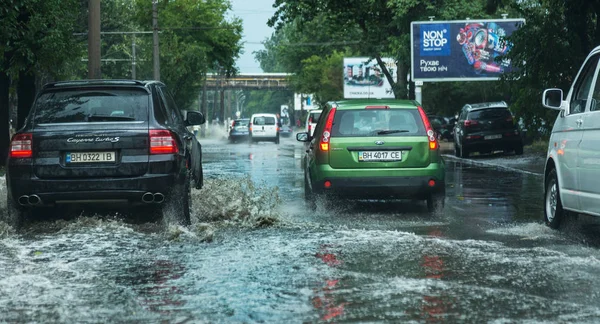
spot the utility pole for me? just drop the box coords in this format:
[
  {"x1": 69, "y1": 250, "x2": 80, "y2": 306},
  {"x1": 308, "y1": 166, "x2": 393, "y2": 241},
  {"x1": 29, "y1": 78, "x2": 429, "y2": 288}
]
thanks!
[
  {"x1": 88, "y1": 0, "x2": 101, "y2": 79},
  {"x1": 152, "y1": 0, "x2": 160, "y2": 81}
]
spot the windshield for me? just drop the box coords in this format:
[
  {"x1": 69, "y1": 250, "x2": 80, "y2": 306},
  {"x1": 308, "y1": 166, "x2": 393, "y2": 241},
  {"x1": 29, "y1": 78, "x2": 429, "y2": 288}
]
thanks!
[{"x1": 33, "y1": 89, "x2": 149, "y2": 124}]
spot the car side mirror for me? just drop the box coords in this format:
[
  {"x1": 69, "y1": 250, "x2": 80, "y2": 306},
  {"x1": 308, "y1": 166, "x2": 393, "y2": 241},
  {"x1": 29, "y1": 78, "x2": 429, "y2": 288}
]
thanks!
[
  {"x1": 542, "y1": 88, "x2": 564, "y2": 110},
  {"x1": 185, "y1": 111, "x2": 206, "y2": 126},
  {"x1": 296, "y1": 132, "x2": 310, "y2": 142}
]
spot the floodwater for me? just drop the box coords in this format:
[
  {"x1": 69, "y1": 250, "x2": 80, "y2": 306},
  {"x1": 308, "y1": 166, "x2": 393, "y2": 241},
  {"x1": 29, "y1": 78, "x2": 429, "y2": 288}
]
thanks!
[{"x1": 2, "y1": 135, "x2": 600, "y2": 323}]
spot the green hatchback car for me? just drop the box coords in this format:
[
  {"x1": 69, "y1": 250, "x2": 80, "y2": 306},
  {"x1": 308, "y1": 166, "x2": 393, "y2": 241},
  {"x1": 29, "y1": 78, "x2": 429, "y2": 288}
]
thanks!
[{"x1": 296, "y1": 99, "x2": 446, "y2": 212}]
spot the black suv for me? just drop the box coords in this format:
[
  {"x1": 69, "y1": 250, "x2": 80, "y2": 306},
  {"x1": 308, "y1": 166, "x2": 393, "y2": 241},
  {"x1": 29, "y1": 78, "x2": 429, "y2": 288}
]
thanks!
[
  {"x1": 4, "y1": 80, "x2": 205, "y2": 228},
  {"x1": 453, "y1": 101, "x2": 523, "y2": 158}
]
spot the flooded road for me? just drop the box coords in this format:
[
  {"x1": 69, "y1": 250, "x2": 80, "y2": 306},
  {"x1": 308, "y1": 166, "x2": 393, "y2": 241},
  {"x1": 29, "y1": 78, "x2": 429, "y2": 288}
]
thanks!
[{"x1": 2, "y1": 136, "x2": 600, "y2": 322}]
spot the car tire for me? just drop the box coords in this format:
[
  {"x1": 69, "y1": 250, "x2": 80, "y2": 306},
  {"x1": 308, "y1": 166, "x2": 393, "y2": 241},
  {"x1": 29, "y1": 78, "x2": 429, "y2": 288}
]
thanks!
[
  {"x1": 4, "y1": 191, "x2": 27, "y2": 231},
  {"x1": 427, "y1": 191, "x2": 445, "y2": 213},
  {"x1": 162, "y1": 173, "x2": 192, "y2": 226},
  {"x1": 545, "y1": 168, "x2": 565, "y2": 229},
  {"x1": 460, "y1": 145, "x2": 470, "y2": 158},
  {"x1": 515, "y1": 144, "x2": 524, "y2": 155},
  {"x1": 304, "y1": 175, "x2": 316, "y2": 210}
]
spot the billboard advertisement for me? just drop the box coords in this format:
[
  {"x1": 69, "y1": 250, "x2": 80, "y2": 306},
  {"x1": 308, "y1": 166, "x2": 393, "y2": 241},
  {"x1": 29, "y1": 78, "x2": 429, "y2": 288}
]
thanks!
[
  {"x1": 411, "y1": 19, "x2": 524, "y2": 81},
  {"x1": 344, "y1": 57, "x2": 397, "y2": 99}
]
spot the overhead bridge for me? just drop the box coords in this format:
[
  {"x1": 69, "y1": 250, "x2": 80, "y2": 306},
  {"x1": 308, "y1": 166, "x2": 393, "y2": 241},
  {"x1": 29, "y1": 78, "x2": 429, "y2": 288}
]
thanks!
[{"x1": 205, "y1": 73, "x2": 291, "y2": 90}]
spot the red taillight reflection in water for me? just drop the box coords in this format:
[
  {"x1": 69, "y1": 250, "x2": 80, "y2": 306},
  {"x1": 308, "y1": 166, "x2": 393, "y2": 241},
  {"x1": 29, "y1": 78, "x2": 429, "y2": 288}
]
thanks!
[{"x1": 312, "y1": 245, "x2": 346, "y2": 321}]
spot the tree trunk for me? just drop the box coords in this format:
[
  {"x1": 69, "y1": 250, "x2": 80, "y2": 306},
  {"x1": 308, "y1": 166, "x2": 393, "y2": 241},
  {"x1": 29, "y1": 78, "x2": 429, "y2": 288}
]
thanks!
[
  {"x1": 17, "y1": 72, "x2": 36, "y2": 130},
  {"x1": 0, "y1": 72, "x2": 10, "y2": 166}
]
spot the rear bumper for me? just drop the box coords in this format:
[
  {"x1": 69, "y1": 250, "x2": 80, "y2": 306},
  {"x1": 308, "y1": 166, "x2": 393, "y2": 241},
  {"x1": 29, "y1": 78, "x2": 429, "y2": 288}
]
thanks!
[
  {"x1": 7, "y1": 173, "x2": 179, "y2": 206},
  {"x1": 462, "y1": 136, "x2": 522, "y2": 152},
  {"x1": 310, "y1": 163, "x2": 445, "y2": 199}
]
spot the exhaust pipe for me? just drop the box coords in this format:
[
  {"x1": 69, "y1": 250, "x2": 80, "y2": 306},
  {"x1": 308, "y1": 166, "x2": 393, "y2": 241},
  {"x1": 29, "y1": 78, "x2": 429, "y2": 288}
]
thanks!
[
  {"x1": 28, "y1": 195, "x2": 42, "y2": 206},
  {"x1": 18, "y1": 195, "x2": 29, "y2": 206},
  {"x1": 153, "y1": 193, "x2": 165, "y2": 204},
  {"x1": 142, "y1": 192, "x2": 154, "y2": 203}
]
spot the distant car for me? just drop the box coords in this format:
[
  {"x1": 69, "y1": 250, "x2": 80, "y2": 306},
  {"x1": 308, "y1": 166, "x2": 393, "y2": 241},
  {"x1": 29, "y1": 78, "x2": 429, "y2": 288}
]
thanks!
[
  {"x1": 249, "y1": 113, "x2": 279, "y2": 144},
  {"x1": 542, "y1": 45, "x2": 600, "y2": 228},
  {"x1": 296, "y1": 99, "x2": 445, "y2": 212},
  {"x1": 453, "y1": 101, "x2": 523, "y2": 158},
  {"x1": 279, "y1": 124, "x2": 293, "y2": 137},
  {"x1": 4, "y1": 79, "x2": 206, "y2": 229},
  {"x1": 427, "y1": 115, "x2": 453, "y2": 141},
  {"x1": 228, "y1": 118, "x2": 250, "y2": 143},
  {"x1": 305, "y1": 109, "x2": 322, "y2": 137}
]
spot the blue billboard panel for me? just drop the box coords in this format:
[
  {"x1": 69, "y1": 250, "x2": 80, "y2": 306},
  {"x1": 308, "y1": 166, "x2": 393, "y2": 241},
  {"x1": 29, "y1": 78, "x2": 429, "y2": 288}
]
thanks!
[{"x1": 411, "y1": 19, "x2": 524, "y2": 81}]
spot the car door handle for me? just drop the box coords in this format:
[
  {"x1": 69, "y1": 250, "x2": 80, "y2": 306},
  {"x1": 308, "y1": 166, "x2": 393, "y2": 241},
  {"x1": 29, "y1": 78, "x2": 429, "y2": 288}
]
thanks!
[
  {"x1": 184, "y1": 134, "x2": 193, "y2": 140},
  {"x1": 576, "y1": 119, "x2": 583, "y2": 127}
]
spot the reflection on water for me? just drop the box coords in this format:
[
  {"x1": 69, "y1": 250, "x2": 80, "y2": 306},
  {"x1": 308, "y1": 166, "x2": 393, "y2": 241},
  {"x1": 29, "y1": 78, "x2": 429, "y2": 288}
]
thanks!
[{"x1": 313, "y1": 244, "x2": 346, "y2": 321}]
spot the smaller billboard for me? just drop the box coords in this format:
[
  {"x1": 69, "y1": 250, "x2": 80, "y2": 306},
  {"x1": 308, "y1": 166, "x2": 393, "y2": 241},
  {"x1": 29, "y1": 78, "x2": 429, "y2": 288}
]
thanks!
[
  {"x1": 294, "y1": 93, "x2": 315, "y2": 111},
  {"x1": 411, "y1": 19, "x2": 524, "y2": 81},
  {"x1": 343, "y1": 57, "x2": 396, "y2": 99}
]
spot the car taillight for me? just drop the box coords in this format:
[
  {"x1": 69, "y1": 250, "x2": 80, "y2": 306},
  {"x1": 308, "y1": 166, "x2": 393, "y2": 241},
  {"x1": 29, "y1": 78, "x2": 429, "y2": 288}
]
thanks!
[
  {"x1": 319, "y1": 108, "x2": 336, "y2": 151},
  {"x1": 417, "y1": 106, "x2": 438, "y2": 150},
  {"x1": 249, "y1": 123, "x2": 253, "y2": 132},
  {"x1": 149, "y1": 129, "x2": 178, "y2": 154},
  {"x1": 464, "y1": 120, "x2": 479, "y2": 127},
  {"x1": 10, "y1": 133, "x2": 33, "y2": 158}
]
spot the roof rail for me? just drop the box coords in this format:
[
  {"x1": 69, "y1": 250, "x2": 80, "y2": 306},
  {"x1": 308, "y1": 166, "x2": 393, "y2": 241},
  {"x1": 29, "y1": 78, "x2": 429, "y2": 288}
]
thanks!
[
  {"x1": 43, "y1": 79, "x2": 147, "y2": 89},
  {"x1": 464, "y1": 101, "x2": 508, "y2": 110}
]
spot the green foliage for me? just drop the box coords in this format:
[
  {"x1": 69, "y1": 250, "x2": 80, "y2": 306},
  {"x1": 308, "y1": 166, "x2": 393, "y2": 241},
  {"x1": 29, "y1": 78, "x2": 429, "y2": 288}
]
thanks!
[{"x1": 243, "y1": 89, "x2": 293, "y2": 117}]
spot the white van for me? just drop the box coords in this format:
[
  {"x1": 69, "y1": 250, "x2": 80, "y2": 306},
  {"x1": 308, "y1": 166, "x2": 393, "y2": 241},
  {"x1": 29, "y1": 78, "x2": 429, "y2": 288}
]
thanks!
[
  {"x1": 542, "y1": 45, "x2": 600, "y2": 228},
  {"x1": 250, "y1": 113, "x2": 280, "y2": 144},
  {"x1": 305, "y1": 109, "x2": 322, "y2": 137}
]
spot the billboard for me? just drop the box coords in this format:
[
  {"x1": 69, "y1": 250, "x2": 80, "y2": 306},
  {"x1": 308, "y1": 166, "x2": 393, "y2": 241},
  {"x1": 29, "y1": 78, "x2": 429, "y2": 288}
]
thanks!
[
  {"x1": 411, "y1": 19, "x2": 524, "y2": 81},
  {"x1": 344, "y1": 57, "x2": 396, "y2": 99},
  {"x1": 294, "y1": 93, "x2": 315, "y2": 111}
]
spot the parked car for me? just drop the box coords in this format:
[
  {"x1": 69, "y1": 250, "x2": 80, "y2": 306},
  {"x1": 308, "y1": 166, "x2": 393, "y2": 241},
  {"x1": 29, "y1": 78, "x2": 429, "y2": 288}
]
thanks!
[
  {"x1": 542, "y1": 45, "x2": 600, "y2": 228},
  {"x1": 296, "y1": 99, "x2": 445, "y2": 212},
  {"x1": 3, "y1": 79, "x2": 206, "y2": 229},
  {"x1": 249, "y1": 113, "x2": 279, "y2": 144},
  {"x1": 427, "y1": 114, "x2": 453, "y2": 141},
  {"x1": 305, "y1": 109, "x2": 322, "y2": 137},
  {"x1": 228, "y1": 118, "x2": 250, "y2": 143},
  {"x1": 453, "y1": 101, "x2": 523, "y2": 158}
]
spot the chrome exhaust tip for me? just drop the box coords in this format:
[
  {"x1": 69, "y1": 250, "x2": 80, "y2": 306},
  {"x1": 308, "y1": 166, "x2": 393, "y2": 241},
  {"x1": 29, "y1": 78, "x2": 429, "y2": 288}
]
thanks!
[
  {"x1": 153, "y1": 193, "x2": 165, "y2": 204},
  {"x1": 142, "y1": 192, "x2": 154, "y2": 203},
  {"x1": 18, "y1": 195, "x2": 29, "y2": 206},
  {"x1": 28, "y1": 195, "x2": 42, "y2": 205}
]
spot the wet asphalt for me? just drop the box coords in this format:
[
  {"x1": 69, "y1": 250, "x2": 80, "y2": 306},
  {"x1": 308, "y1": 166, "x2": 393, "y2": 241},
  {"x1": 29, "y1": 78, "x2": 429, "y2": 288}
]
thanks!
[{"x1": 2, "y1": 135, "x2": 600, "y2": 323}]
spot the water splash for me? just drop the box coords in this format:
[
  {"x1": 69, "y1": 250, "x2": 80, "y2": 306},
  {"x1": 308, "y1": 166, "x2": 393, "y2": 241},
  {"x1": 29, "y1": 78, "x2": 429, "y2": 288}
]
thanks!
[{"x1": 192, "y1": 176, "x2": 280, "y2": 227}]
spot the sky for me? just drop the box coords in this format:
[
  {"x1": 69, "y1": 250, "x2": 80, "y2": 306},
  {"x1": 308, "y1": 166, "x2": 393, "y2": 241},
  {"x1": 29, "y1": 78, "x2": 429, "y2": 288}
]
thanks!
[{"x1": 228, "y1": 0, "x2": 277, "y2": 74}]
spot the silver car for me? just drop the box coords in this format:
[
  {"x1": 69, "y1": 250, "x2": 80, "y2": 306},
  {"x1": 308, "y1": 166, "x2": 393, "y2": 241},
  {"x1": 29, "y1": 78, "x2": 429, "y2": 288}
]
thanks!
[{"x1": 542, "y1": 45, "x2": 600, "y2": 228}]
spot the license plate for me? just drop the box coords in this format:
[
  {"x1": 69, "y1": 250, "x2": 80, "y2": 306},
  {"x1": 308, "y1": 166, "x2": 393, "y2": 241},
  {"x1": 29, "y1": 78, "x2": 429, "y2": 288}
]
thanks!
[
  {"x1": 484, "y1": 134, "x2": 502, "y2": 140},
  {"x1": 66, "y1": 152, "x2": 116, "y2": 163},
  {"x1": 358, "y1": 151, "x2": 402, "y2": 162}
]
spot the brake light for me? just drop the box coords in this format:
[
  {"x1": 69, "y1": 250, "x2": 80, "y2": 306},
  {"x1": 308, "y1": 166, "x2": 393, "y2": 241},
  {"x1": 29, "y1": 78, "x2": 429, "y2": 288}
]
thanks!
[
  {"x1": 249, "y1": 123, "x2": 253, "y2": 132},
  {"x1": 464, "y1": 120, "x2": 479, "y2": 127},
  {"x1": 149, "y1": 129, "x2": 178, "y2": 154},
  {"x1": 10, "y1": 133, "x2": 33, "y2": 158},
  {"x1": 319, "y1": 108, "x2": 336, "y2": 151},
  {"x1": 417, "y1": 106, "x2": 438, "y2": 150},
  {"x1": 308, "y1": 124, "x2": 312, "y2": 134},
  {"x1": 365, "y1": 105, "x2": 389, "y2": 109}
]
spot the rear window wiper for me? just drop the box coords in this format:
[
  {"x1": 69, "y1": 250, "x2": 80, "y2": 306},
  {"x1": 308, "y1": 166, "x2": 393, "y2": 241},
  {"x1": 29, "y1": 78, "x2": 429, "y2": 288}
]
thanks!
[
  {"x1": 376, "y1": 130, "x2": 410, "y2": 135},
  {"x1": 87, "y1": 114, "x2": 136, "y2": 122}
]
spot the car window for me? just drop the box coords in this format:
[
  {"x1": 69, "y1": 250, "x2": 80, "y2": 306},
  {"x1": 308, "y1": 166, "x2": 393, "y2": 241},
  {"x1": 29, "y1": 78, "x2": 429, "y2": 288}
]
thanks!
[
  {"x1": 591, "y1": 60, "x2": 600, "y2": 112},
  {"x1": 331, "y1": 109, "x2": 425, "y2": 137},
  {"x1": 468, "y1": 108, "x2": 512, "y2": 120},
  {"x1": 309, "y1": 112, "x2": 321, "y2": 123},
  {"x1": 158, "y1": 86, "x2": 184, "y2": 124},
  {"x1": 235, "y1": 119, "x2": 249, "y2": 126},
  {"x1": 570, "y1": 54, "x2": 599, "y2": 115},
  {"x1": 253, "y1": 116, "x2": 276, "y2": 126},
  {"x1": 33, "y1": 89, "x2": 149, "y2": 124}
]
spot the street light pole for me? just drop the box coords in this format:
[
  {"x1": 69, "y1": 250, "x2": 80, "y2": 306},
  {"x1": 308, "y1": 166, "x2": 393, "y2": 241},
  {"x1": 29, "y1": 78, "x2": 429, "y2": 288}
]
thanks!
[
  {"x1": 152, "y1": 0, "x2": 160, "y2": 81},
  {"x1": 131, "y1": 36, "x2": 136, "y2": 79}
]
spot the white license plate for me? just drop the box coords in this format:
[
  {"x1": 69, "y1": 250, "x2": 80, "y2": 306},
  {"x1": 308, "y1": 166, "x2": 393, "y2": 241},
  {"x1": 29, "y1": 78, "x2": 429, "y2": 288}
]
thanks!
[
  {"x1": 66, "y1": 152, "x2": 116, "y2": 163},
  {"x1": 358, "y1": 151, "x2": 402, "y2": 162},
  {"x1": 484, "y1": 134, "x2": 502, "y2": 140}
]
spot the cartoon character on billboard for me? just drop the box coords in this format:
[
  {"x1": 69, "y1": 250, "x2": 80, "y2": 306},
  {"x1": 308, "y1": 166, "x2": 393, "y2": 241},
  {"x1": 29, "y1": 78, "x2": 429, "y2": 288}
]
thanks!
[{"x1": 456, "y1": 22, "x2": 512, "y2": 74}]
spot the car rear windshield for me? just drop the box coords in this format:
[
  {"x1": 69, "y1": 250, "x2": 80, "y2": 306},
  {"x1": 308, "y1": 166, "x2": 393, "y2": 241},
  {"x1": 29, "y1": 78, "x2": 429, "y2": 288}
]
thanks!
[
  {"x1": 253, "y1": 116, "x2": 276, "y2": 125},
  {"x1": 234, "y1": 119, "x2": 249, "y2": 127},
  {"x1": 331, "y1": 109, "x2": 426, "y2": 137},
  {"x1": 32, "y1": 88, "x2": 149, "y2": 124},
  {"x1": 468, "y1": 108, "x2": 512, "y2": 120}
]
